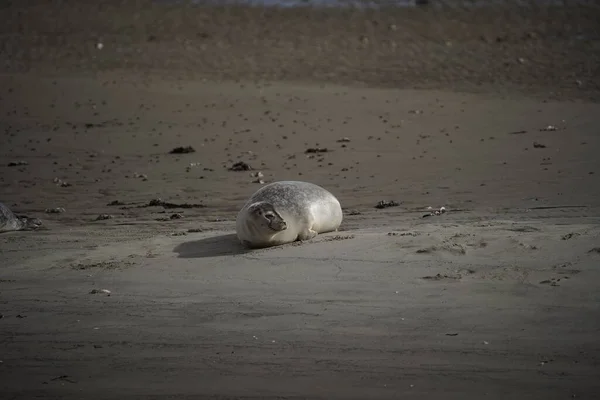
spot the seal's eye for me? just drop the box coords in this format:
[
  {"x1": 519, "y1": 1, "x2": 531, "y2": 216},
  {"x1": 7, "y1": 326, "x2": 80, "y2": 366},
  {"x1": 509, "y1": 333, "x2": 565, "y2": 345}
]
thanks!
[{"x1": 265, "y1": 212, "x2": 274, "y2": 220}]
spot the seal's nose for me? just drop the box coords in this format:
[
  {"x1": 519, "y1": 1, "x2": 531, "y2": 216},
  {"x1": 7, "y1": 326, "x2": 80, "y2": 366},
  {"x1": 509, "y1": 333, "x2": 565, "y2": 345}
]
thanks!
[{"x1": 281, "y1": 221, "x2": 287, "y2": 230}]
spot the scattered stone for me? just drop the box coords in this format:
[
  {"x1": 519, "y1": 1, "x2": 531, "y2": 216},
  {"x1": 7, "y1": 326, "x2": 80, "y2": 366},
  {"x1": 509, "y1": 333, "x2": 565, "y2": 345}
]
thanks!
[
  {"x1": 408, "y1": 109, "x2": 423, "y2": 114},
  {"x1": 53, "y1": 177, "x2": 71, "y2": 187},
  {"x1": 422, "y1": 206, "x2": 447, "y2": 218},
  {"x1": 170, "y1": 213, "x2": 184, "y2": 219},
  {"x1": 540, "y1": 125, "x2": 558, "y2": 132},
  {"x1": 89, "y1": 289, "x2": 111, "y2": 295},
  {"x1": 508, "y1": 130, "x2": 527, "y2": 135},
  {"x1": 588, "y1": 247, "x2": 600, "y2": 254},
  {"x1": 133, "y1": 172, "x2": 148, "y2": 180},
  {"x1": 45, "y1": 207, "x2": 66, "y2": 214},
  {"x1": 336, "y1": 137, "x2": 351, "y2": 143},
  {"x1": 7, "y1": 161, "x2": 28, "y2": 167},
  {"x1": 346, "y1": 210, "x2": 362, "y2": 216},
  {"x1": 229, "y1": 161, "x2": 252, "y2": 171},
  {"x1": 305, "y1": 148, "x2": 329, "y2": 154},
  {"x1": 250, "y1": 171, "x2": 264, "y2": 179},
  {"x1": 187, "y1": 228, "x2": 203, "y2": 233},
  {"x1": 95, "y1": 214, "x2": 113, "y2": 221},
  {"x1": 169, "y1": 146, "x2": 196, "y2": 154},
  {"x1": 107, "y1": 200, "x2": 125, "y2": 206},
  {"x1": 0, "y1": 203, "x2": 42, "y2": 232},
  {"x1": 171, "y1": 231, "x2": 187, "y2": 236},
  {"x1": 375, "y1": 200, "x2": 399, "y2": 209},
  {"x1": 533, "y1": 142, "x2": 547, "y2": 148}
]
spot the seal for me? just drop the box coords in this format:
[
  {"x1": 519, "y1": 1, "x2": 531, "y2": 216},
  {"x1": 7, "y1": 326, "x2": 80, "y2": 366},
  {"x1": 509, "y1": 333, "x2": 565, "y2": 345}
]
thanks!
[
  {"x1": 0, "y1": 202, "x2": 42, "y2": 233},
  {"x1": 236, "y1": 181, "x2": 343, "y2": 249}
]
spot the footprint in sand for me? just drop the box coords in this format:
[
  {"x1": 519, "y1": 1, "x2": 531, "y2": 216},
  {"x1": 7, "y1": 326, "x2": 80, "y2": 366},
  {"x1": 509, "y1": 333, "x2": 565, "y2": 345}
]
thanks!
[{"x1": 537, "y1": 262, "x2": 583, "y2": 287}]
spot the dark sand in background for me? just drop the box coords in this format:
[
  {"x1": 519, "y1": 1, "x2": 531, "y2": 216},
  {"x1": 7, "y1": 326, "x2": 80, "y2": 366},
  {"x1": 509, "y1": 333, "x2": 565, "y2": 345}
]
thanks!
[{"x1": 1, "y1": 1, "x2": 600, "y2": 399}]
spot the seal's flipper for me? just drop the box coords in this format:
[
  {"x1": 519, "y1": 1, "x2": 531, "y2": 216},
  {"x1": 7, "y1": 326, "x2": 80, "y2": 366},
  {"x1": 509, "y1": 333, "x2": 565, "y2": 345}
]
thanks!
[{"x1": 298, "y1": 228, "x2": 318, "y2": 241}]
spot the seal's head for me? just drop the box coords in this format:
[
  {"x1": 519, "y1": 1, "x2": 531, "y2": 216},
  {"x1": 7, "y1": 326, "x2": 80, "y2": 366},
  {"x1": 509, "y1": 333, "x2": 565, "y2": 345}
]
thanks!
[{"x1": 247, "y1": 202, "x2": 287, "y2": 232}]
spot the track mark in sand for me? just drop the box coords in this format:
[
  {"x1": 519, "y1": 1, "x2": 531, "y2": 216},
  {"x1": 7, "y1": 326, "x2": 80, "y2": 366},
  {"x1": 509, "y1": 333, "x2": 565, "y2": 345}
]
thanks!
[
  {"x1": 322, "y1": 234, "x2": 355, "y2": 242},
  {"x1": 45, "y1": 375, "x2": 77, "y2": 384},
  {"x1": 420, "y1": 268, "x2": 475, "y2": 282},
  {"x1": 588, "y1": 247, "x2": 600, "y2": 254},
  {"x1": 250, "y1": 234, "x2": 355, "y2": 252},
  {"x1": 552, "y1": 262, "x2": 581, "y2": 275},
  {"x1": 503, "y1": 225, "x2": 541, "y2": 233},
  {"x1": 71, "y1": 260, "x2": 134, "y2": 270},
  {"x1": 478, "y1": 265, "x2": 530, "y2": 283},
  {"x1": 561, "y1": 232, "x2": 581, "y2": 240},
  {"x1": 466, "y1": 239, "x2": 488, "y2": 249},
  {"x1": 421, "y1": 273, "x2": 460, "y2": 282},
  {"x1": 416, "y1": 244, "x2": 466, "y2": 256},
  {"x1": 388, "y1": 231, "x2": 420, "y2": 237},
  {"x1": 538, "y1": 277, "x2": 561, "y2": 287}
]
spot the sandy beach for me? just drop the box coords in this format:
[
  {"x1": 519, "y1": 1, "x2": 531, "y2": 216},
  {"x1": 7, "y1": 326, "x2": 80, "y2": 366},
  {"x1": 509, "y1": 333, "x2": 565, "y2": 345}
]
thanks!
[{"x1": 1, "y1": 1, "x2": 600, "y2": 399}]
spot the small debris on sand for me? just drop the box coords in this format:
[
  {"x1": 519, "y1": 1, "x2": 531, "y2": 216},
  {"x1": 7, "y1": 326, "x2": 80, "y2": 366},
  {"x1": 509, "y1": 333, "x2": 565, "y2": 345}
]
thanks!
[
  {"x1": 533, "y1": 142, "x2": 547, "y2": 148},
  {"x1": 53, "y1": 177, "x2": 71, "y2": 187},
  {"x1": 107, "y1": 200, "x2": 126, "y2": 206},
  {"x1": 250, "y1": 171, "x2": 265, "y2": 183},
  {"x1": 95, "y1": 214, "x2": 113, "y2": 221},
  {"x1": 375, "y1": 200, "x2": 399, "y2": 209},
  {"x1": 229, "y1": 161, "x2": 252, "y2": 171},
  {"x1": 540, "y1": 125, "x2": 558, "y2": 132},
  {"x1": 169, "y1": 146, "x2": 196, "y2": 154},
  {"x1": 336, "y1": 137, "x2": 351, "y2": 143},
  {"x1": 305, "y1": 148, "x2": 329, "y2": 154},
  {"x1": 7, "y1": 161, "x2": 28, "y2": 167},
  {"x1": 89, "y1": 289, "x2": 111, "y2": 295},
  {"x1": 422, "y1": 206, "x2": 447, "y2": 218},
  {"x1": 561, "y1": 232, "x2": 580, "y2": 240},
  {"x1": 140, "y1": 199, "x2": 205, "y2": 209},
  {"x1": 133, "y1": 172, "x2": 148, "y2": 180}
]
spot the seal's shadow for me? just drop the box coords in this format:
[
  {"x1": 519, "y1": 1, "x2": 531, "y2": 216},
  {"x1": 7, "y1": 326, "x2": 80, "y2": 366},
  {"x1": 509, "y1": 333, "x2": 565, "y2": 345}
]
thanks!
[{"x1": 173, "y1": 233, "x2": 250, "y2": 258}]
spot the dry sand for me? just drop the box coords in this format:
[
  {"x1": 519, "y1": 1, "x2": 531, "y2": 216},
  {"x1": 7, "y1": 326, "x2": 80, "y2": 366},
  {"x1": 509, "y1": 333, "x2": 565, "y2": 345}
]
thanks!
[{"x1": 1, "y1": 1, "x2": 600, "y2": 399}]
